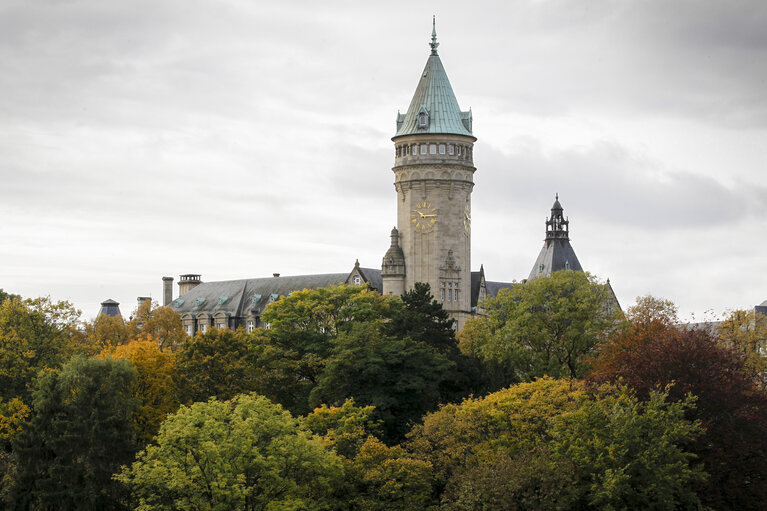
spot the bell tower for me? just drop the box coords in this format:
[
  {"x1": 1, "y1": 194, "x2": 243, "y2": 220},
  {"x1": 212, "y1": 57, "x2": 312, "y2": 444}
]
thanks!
[{"x1": 382, "y1": 19, "x2": 476, "y2": 329}]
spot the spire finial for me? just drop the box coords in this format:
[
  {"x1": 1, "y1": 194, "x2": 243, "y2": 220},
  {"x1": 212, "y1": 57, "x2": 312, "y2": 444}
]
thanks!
[
  {"x1": 555, "y1": 192, "x2": 559, "y2": 200},
  {"x1": 430, "y1": 16, "x2": 439, "y2": 55}
]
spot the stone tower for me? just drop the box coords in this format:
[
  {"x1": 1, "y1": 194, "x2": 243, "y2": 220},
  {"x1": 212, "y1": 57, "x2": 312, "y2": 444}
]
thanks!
[{"x1": 383, "y1": 19, "x2": 476, "y2": 329}]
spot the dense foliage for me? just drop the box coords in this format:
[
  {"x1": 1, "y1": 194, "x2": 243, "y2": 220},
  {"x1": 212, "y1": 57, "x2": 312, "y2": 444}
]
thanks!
[
  {"x1": 0, "y1": 283, "x2": 765, "y2": 509},
  {"x1": 588, "y1": 297, "x2": 767, "y2": 509},
  {"x1": 12, "y1": 356, "x2": 139, "y2": 511},
  {"x1": 118, "y1": 393, "x2": 344, "y2": 511},
  {"x1": 459, "y1": 270, "x2": 615, "y2": 388}
]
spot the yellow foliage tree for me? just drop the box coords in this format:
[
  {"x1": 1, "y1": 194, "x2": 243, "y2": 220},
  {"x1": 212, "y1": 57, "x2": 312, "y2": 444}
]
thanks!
[
  {"x1": 717, "y1": 309, "x2": 767, "y2": 388},
  {"x1": 99, "y1": 340, "x2": 178, "y2": 443}
]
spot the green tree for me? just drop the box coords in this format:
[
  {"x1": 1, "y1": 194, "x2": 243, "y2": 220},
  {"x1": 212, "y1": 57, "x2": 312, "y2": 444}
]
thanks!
[
  {"x1": 174, "y1": 328, "x2": 259, "y2": 404},
  {"x1": 408, "y1": 379, "x2": 705, "y2": 510},
  {"x1": 459, "y1": 271, "x2": 614, "y2": 386},
  {"x1": 12, "y1": 356, "x2": 139, "y2": 511},
  {"x1": 255, "y1": 285, "x2": 398, "y2": 415},
  {"x1": 549, "y1": 386, "x2": 705, "y2": 510},
  {"x1": 385, "y1": 282, "x2": 481, "y2": 401},
  {"x1": 310, "y1": 321, "x2": 454, "y2": 442},
  {"x1": 117, "y1": 393, "x2": 344, "y2": 511}
]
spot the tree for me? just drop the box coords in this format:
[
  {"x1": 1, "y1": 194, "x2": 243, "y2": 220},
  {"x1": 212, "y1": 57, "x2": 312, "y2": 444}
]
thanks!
[
  {"x1": 548, "y1": 386, "x2": 704, "y2": 510},
  {"x1": 83, "y1": 313, "x2": 135, "y2": 350},
  {"x1": 305, "y1": 398, "x2": 383, "y2": 459},
  {"x1": 588, "y1": 316, "x2": 767, "y2": 509},
  {"x1": 0, "y1": 296, "x2": 81, "y2": 402},
  {"x1": 117, "y1": 393, "x2": 344, "y2": 511},
  {"x1": 255, "y1": 285, "x2": 399, "y2": 415},
  {"x1": 310, "y1": 321, "x2": 454, "y2": 442},
  {"x1": 459, "y1": 271, "x2": 614, "y2": 387},
  {"x1": 407, "y1": 378, "x2": 588, "y2": 497},
  {"x1": 174, "y1": 328, "x2": 260, "y2": 404},
  {"x1": 0, "y1": 289, "x2": 20, "y2": 304},
  {"x1": 131, "y1": 300, "x2": 186, "y2": 350},
  {"x1": 12, "y1": 356, "x2": 139, "y2": 511},
  {"x1": 717, "y1": 308, "x2": 767, "y2": 388},
  {"x1": 385, "y1": 282, "x2": 481, "y2": 401},
  {"x1": 407, "y1": 379, "x2": 705, "y2": 510},
  {"x1": 100, "y1": 340, "x2": 179, "y2": 444},
  {"x1": 346, "y1": 437, "x2": 435, "y2": 511}
]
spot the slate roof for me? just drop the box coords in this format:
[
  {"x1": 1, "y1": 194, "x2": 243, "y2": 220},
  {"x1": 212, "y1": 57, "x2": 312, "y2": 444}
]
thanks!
[
  {"x1": 98, "y1": 299, "x2": 122, "y2": 318},
  {"x1": 170, "y1": 273, "x2": 351, "y2": 317},
  {"x1": 356, "y1": 268, "x2": 382, "y2": 292},
  {"x1": 485, "y1": 281, "x2": 515, "y2": 298},
  {"x1": 528, "y1": 196, "x2": 584, "y2": 280},
  {"x1": 528, "y1": 239, "x2": 584, "y2": 280},
  {"x1": 394, "y1": 25, "x2": 473, "y2": 138}
]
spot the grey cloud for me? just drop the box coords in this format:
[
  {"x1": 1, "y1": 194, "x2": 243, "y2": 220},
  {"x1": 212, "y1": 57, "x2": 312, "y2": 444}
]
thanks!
[{"x1": 477, "y1": 139, "x2": 763, "y2": 229}]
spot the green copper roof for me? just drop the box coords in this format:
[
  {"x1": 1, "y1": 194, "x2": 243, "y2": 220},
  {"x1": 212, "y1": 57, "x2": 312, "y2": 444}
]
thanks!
[{"x1": 394, "y1": 23, "x2": 473, "y2": 138}]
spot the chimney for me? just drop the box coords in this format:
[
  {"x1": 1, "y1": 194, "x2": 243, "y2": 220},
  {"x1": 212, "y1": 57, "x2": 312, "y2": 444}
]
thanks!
[
  {"x1": 162, "y1": 276, "x2": 174, "y2": 306},
  {"x1": 273, "y1": 273, "x2": 280, "y2": 278},
  {"x1": 178, "y1": 274, "x2": 202, "y2": 296},
  {"x1": 137, "y1": 296, "x2": 151, "y2": 311}
]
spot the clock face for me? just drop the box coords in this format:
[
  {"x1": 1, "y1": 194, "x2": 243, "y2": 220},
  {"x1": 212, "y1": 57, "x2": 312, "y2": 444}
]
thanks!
[
  {"x1": 411, "y1": 201, "x2": 437, "y2": 233},
  {"x1": 463, "y1": 204, "x2": 471, "y2": 235}
]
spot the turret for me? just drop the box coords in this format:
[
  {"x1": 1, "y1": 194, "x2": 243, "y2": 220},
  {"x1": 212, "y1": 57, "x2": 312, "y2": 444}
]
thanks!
[
  {"x1": 528, "y1": 195, "x2": 583, "y2": 280},
  {"x1": 382, "y1": 227, "x2": 406, "y2": 296}
]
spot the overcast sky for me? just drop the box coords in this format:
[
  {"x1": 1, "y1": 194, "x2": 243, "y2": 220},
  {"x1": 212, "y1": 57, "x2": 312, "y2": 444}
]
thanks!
[{"x1": 1, "y1": 0, "x2": 765, "y2": 321}]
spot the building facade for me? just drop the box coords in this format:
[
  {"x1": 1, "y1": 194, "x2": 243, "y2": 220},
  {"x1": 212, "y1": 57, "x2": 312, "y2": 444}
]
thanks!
[{"x1": 160, "y1": 23, "x2": 619, "y2": 335}]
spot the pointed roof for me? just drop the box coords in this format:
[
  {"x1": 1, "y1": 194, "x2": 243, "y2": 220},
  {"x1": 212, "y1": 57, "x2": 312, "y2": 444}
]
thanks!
[
  {"x1": 394, "y1": 19, "x2": 473, "y2": 138},
  {"x1": 528, "y1": 195, "x2": 583, "y2": 280},
  {"x1": 98, "y1": 299, "x2": 122, "y2": 318}
]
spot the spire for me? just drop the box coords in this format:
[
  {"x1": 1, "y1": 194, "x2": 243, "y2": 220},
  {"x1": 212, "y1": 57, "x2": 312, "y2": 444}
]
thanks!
[
  {"x1": 546, "y1": 194, "x2": 569, "y2": 240},
  {"x1": 430, "y1": 15, "x2": 439, "y2": 55},
  {"x1": 528, "y1": 195, "x2": 583, "y2": 280},
  {"x1": 393, "y1": 20, "x2": 473, "y2": 138}
]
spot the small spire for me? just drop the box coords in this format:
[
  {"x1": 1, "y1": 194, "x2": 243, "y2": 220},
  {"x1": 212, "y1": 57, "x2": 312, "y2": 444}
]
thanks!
[
  {"x1": 555, "y1": 192, "x2": 559, "y2": 200},
  {"x1": 430, "y1": 15, "x2": 439, "y2": 55}
]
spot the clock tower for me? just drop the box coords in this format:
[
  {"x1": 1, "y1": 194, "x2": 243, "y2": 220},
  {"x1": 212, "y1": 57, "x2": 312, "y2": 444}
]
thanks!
[{"x1": 382, "y1": 19, "x2": 476, "y2": 329}]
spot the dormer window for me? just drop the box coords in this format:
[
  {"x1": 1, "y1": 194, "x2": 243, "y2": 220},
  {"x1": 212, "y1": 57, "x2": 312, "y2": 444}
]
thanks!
[{"x1": 418, "y1": 112, "x2": 427, "y2": 128}]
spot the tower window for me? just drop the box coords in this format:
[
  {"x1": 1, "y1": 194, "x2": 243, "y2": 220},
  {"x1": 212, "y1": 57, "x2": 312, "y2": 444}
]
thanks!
[
  {"x1": 430, "y1": 144, "x2": 437, "y2": 154},
  {"x1": 418, "y1": 112, "x2": 428, "y2": 128},
  {"x1": 448, "y1": 144, "x2": 454, "y2": 155},
  {"x1": 412, "y1": 144, "x2": 418, "y2": 155},
  {"x1": 440, "y1": 282, "x2": 445, "y2": 302},
  {"x1": 420, "y1": 144, "x2": 427, "y2": 155},
  {"x1": 439, "y1": 144, "x2": 445, "y2": 154}
]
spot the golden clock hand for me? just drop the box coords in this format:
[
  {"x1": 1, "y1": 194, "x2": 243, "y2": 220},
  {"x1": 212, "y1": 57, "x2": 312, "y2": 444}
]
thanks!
[{"x1": 417, "y1": 211, "x2": 426, "y2": 218}]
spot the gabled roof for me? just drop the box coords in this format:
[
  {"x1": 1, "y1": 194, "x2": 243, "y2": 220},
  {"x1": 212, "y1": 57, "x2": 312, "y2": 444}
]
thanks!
[{"x1": 394, "y1": 23, "x2": 473, "y2": 138}]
